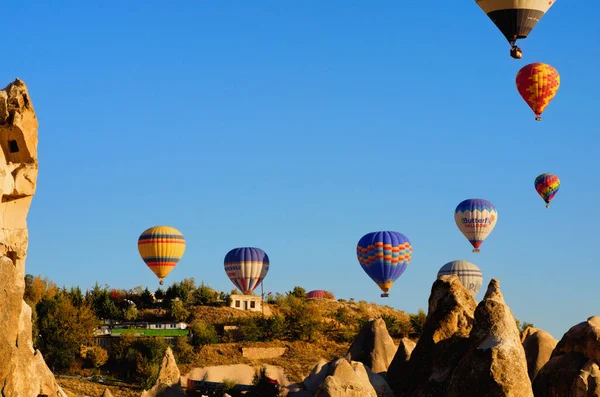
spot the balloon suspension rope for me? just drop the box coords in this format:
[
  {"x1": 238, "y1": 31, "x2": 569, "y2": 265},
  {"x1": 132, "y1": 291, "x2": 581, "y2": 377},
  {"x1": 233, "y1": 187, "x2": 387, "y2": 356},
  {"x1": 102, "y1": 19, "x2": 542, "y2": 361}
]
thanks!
[{"x1": 546, "y1": 203, "x2": 550, "y2": 209}]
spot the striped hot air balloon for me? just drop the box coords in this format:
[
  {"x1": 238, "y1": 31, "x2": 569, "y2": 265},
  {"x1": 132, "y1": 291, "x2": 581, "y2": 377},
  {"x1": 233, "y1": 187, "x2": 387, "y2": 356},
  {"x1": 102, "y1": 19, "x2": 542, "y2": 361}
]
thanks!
[
  {"x1": 534, "y1": 173, "x2": 560, "y2": 208},
  {"x1": 454, "y1": 199, "x2": 498, "y2": 253},
  {"x1": 474, "y1": 0, "x2": 556, "y2": 58},
  {"x1": 138, "y1": 226, "x2": 186, "y2": 285},
  {"x1": 437, "y1": 260, "x2": 483, "y2": 297},
  {"x1": 356, "y1": 231, "x2": 412, "y2": 298},
  {"x1": 516, "y1": 63, "x2": 560, "y2": 121},
  {"x1": 224, "y1": 247, "x2": 270, "y2": 295}
]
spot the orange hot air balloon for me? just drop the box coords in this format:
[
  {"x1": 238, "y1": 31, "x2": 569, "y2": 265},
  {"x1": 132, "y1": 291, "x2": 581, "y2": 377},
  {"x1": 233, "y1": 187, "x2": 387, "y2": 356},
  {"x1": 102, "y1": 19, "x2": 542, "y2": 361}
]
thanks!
[{"x1": 516, "y1": 63, "x2": 560, "y2": 121}]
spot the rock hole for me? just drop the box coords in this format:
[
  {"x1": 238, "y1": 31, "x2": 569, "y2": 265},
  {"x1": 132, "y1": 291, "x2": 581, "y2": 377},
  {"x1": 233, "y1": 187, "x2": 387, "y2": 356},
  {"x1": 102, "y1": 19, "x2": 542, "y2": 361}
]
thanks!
[{"x1": 8, "y1": 140, "x2": 19, "y2": 153}]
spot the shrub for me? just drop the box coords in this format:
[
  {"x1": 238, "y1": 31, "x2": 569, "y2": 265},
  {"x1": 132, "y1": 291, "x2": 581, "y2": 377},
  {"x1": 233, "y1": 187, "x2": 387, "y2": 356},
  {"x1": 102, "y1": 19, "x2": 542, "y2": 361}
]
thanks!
[{"x1": 190, "y1": 319, "x2": 219, "y2": 347}]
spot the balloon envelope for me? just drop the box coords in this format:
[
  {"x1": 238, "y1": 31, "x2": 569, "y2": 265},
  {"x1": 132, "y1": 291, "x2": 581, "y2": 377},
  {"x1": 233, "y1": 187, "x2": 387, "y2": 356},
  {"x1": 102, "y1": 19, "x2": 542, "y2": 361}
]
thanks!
[
  {"x1": 306, "y1": 290, "x2": 335, "y2": 300},
  {"x1": 454, "y1": 199, "x2": 498, "y2": 252},
  {"x1": 356, "y1": 231, "x2": 412, "y2": 297},
  {"x1": 224, "y1": 247, "x2": 270, "y2": 295},
  {"x1": 138, "y1": 226, "x2": 186, "y2": 285},
  {"x1": 437, "y1": 260, "x2": 483, "y2": 296},
  {"x1": 534, "y1": 173, "x2": 560, "y2": 208},
  {"x1": 475, "y1": 0, "x2": 555, "y2": 44},
  {"x1": 516, "y1": 63, "x2": 560, "y2": 120}
]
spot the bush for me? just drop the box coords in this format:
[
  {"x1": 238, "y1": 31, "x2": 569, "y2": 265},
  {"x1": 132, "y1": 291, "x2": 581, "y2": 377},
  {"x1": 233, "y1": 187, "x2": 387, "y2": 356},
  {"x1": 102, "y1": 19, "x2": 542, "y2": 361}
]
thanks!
[
  {"x1": 279, "y1": 296, "x2": 322, "y2": 342},
  {"x1": 85, "y1": 346, "x2": 108, "y2": 370},
  {"x1": 381, "y1": 314, "x2": 412, "y2": 338},
  {"x1": 248, "y1": 367, "x2": 281, "y2": 397},
  {"x1": 172, "y1": 336, "x2": 195, "y2": 364},
  {"x1": 190, "y1": 319, "x2": 219, "y2": 347}
]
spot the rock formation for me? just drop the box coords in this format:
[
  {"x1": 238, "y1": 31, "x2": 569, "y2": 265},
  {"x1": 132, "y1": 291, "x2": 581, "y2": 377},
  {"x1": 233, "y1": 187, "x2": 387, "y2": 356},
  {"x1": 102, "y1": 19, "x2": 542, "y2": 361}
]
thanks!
[
  {"x1": 521, "y1": 326, "x2": 558, "y2": 381},
  {"x1": 388, "y1": 274, "x2": 477, "y2": 397},
  {"x1": 533, "y1": 316, "x2": 600, "y2": 397},
  {"x1": 101, "y1": 389, "x2": 114, "y2": 397},
  {"x1": 0, "y1": 79, "x2": 66, "y2": 396},
  {"x1": 345, "y1": 317, "x2": 398, "y2": 375},
  {"x1": 386, "y1": 337, "x2": 416, "y2": 393},
  {"x1": 446, "y1": 279, "x2": 534, "y2": 397},
  {"x1": 314, "y1": 358, "x2": 377, "y2": 397},
  {"x1": 141, "y1": 347, "x2": 185, "y2": 397}
]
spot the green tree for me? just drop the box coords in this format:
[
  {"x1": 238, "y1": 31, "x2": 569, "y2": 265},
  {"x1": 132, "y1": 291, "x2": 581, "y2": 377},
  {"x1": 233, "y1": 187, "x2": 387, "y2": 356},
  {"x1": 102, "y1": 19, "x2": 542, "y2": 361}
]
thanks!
[
  {"x1": 260, "y1": 314, "x2": 286, "y2": 341},
  {"x1": 123, "y1": 305, "x2": 139, "y2": 321},
  {"x1": 36, "y1": 294, "x2": 99, "y2": 371},
  {"x1": 168, "y1": 299, "x2": 190, "y2": 322},
  {"x1": 279, "y1": 295, "x2": 321, "y2": 341},
  {"x1": 287, "y1": 286, "x2": 306, "y2": 299},
  {"x1": 140, "y1": 287, "x2": 154, "y2": 308},
  {"x1": 409, "y1": 309, "x2": 427, "y2": 338},
  {"x1": 235, "y1": 318, "x2": 264, "y2": 342},
  {"x1": 382, "y1": 314, "x2": 412, "y2": 338},
  {"x1": 192, "y1": 281, "x2": 220, "y2": 306},
  {"x1": 154, "y1": 288, "x2": 165, "y2": 300},
  {"x1": 248, "y1": 367, "x2": 281, "y2": 397},
  {"x1": 172, "y1": 336, "x2": 195, "y2": 364},
  {"x1": 189, "y1": 319, "x2": 219, "y2": 347}
]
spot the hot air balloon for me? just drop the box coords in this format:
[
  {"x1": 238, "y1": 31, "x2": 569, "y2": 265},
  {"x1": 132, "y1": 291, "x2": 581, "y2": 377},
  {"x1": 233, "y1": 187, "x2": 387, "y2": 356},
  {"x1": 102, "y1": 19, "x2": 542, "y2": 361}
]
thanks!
[
  {"x1": 224, "y1": 247, "x2": 270, "y2": 295},
  {"x1": 437, "y1": 260, "x2": 483, "y2": 297},
  {"x1": 454, "y1": 199, "x2": 498, "y2": 253},
  {"x1": 356, "y1": 231, "x2": 412, "y2": 298},
  {"x1": 474, "y1": 0, "x2": 556, "y2": 59},
  {"x1": 534, "y1": 173, "x2": 560, "y2": 208},
  {"x1": 138, "y1": 226, "x2": 186, "y2": 285},
  {"x1": 306, "y1": 290, "x2": 335, "y2": 300},
  {"x1": 516, "y1": 63, "x2": 560, "y2": 121}
]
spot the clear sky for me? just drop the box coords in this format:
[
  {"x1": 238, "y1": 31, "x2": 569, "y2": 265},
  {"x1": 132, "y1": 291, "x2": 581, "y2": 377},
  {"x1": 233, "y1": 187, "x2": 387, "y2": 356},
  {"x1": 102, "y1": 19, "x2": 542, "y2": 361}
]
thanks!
[{"x1": 2, "y1": 1, "x2": 598, "y2": 340}]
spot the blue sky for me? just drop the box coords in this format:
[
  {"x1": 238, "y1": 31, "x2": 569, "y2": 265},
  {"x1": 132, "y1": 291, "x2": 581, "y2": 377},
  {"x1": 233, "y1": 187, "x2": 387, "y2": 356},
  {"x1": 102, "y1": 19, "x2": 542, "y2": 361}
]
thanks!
[{"x1": 2, "y1": 1, "x2": 598, "y2": 339}]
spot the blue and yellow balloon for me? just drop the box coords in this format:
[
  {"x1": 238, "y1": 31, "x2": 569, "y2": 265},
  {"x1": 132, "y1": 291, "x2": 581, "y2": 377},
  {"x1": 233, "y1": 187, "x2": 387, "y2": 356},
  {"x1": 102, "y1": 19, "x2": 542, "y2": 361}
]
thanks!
[{"x1": 357, "y1": 231, "x2": 412, "y2": 298}]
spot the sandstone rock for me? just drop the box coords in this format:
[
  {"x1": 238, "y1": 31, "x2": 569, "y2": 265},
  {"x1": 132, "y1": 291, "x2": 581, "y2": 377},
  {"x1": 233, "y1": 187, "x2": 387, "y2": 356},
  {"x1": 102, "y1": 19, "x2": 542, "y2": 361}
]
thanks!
[
  {"x1": 141, "y1": 348, "x2": 186, "y2": 397},
  {"x1": 388, "y1": 274, "x2": 477, "y2": 397},
  {"x1": 345, "y1": 317, "x2": 398, "y2": 375},
  {"x1": 521, "y1": 326, "x2": 558, "y2": 381},
  {"x1": 533, "y1": 316, "x2": 600, "y2": 397},
  {"x1": 386, "y1": 337, "x2": 416, "y2": 394},
  {"x1": 101, "y1": 388, "x2": 115, "y2": 397},
  {"x1": 157, "y1": 347, "x2": 180, "y2": 386},
  {"x1": 446, "y1": 279, "x2": 534, "y2": 397},
  {"x1": 314, "y1": 359, "x2": 377, "y2": 397},
  {"x1": 303, "y1": 358, "x2": 331, "y2": 394},
  {"x1": 0, "y1": 79, "x2": 66, "y2": 397}
]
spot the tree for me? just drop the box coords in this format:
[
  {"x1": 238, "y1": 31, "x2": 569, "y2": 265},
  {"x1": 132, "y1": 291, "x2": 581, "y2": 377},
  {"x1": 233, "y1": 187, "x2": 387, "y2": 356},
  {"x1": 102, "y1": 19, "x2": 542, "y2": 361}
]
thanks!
[
  {"x1": 140, "y1": 287, "x2": 154, "y2": 308},
  {"x1": 168, "y1": 299, "x2": 190, "y2": 322},
  {"x1": 172, "y1": 336, "x2": 195, "y2": 364},
  {"x1": 279, "y1": 295, "x2": 321, "y2": 341},
  {"x1": 192, "y1": 281, "x2": 220, "y2": 306},
  {"x1": 189, "y1": 319, "x2": 219, "y2": 347},
  {"x1": 86, "y1": 346, "x2": 109, "y2": 371},
  {"x1": 409, "y1": 309, "x2": 427, "y2": 338},
  {"x1": 287, "y1": 286, "x2": 306, "y2": 299},
  {"x1": 36, "y1": 293, "x2": 99, "y2": 370},
  {"x1": 124, "y1": 305, "x2": 139, "y2": 321},
  {"x1": 248, "y1": 367, "x2": 281, "y2": 397},
  {"x1": 154, "y1": 288, "x2": 165, "y2": 300}
]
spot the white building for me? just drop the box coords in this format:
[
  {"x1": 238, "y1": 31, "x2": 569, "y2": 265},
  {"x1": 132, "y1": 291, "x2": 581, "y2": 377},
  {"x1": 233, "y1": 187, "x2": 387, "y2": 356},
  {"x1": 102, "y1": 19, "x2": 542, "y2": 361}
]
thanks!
[{"x1": 230, "y1": 294, "x2": 262, "y2": 312}]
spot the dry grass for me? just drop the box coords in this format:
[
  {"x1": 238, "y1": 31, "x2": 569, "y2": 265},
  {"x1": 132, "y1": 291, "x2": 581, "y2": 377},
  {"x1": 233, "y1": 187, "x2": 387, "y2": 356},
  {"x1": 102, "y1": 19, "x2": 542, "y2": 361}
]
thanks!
[{"x1": 57, "y1": 378, "x2": 143, "y2": 397}]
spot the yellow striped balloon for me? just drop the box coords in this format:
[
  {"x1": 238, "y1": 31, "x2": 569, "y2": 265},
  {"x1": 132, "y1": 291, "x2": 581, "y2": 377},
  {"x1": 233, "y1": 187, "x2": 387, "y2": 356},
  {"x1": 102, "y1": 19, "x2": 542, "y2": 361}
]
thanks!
[{"x1": 137, "y1": 226, "x2": 186, "y2": 285}]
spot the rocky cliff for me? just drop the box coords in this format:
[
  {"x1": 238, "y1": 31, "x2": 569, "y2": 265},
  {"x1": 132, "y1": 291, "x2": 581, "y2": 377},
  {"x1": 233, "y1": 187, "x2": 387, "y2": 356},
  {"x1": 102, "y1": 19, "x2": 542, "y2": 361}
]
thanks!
[{"x1": 0, "y1": 79, "x2": 65, "y2": 397}]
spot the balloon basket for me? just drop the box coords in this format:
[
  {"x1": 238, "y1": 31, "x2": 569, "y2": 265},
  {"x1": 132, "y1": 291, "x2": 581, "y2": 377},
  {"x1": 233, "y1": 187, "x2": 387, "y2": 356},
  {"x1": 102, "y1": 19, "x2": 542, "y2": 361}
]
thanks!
[
  {"x1": 546, "y1": 204, "x2": 550, "y2": 208},
  {"x1": 159, "y1": 280, "x2": 164, "y2": 285},
  {"x1": 535, "y1": 116, "x2": 542, "y2": 121},
  {"x1": 381, "y1": 293, "x2": 390, "y2": 298},
  {"x1": 472, "y1": 249, "x2": 480, "y2": 253}
]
